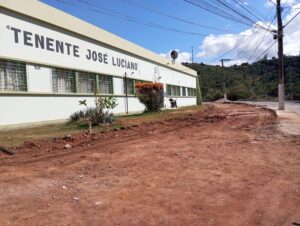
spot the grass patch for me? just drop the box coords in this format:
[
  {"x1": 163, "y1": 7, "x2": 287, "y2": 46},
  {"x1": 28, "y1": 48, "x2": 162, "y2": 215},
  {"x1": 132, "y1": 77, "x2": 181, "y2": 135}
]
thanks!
[{"x1": 0, "y1": 105, "x2": 203, "y2": 147}]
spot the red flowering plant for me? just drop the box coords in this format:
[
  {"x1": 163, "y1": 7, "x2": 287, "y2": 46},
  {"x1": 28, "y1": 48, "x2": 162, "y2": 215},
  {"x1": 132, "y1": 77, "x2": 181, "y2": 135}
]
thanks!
[{"x1": 135, "y1": 82, "x2": 164, "y2": 112}]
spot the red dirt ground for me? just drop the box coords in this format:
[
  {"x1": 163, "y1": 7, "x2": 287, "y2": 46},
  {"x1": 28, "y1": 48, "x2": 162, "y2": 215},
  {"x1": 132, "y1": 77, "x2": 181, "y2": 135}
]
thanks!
[{"x1": 0, "y1": 103, "x2": 299, "y2": 226}]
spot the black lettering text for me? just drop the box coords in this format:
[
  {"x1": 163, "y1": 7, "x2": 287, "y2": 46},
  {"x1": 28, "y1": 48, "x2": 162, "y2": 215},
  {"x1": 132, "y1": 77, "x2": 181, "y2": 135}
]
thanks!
[
  {"x1": 10, "y1": 27, "x2": 21, "y2": 43},
  {"x1": 92, "y1": 51, "x2": 97, "y2": 61},
  {"x1": 65, "y1": 43, "x2": 71, "y2": 55},
  {"x1": 86, "y1": 49, "x2": 91, "y2": 60},
  {"x1": 73, "y1": 45, "x2": 79, "y2": 57},
  {"x1": 35, "y1": 34, "x2": 44, "y2": 49},
  {"x1": 56, "y1": 40, "x2": 64, "y2": 54},
  {"x1": 46, "y1": 37, "x2": 54, "y2": 51},
  {"x1": 112, "y1": 57, "x2": 116, "y2": 66},
  {"x1": 98, "y1": 52, "x2": 103, "y2": 63},
  {"x1": 23, "y1": 31, "x2": 33, "y2": 46},
  {"x1": 103, "y1": 54, "x2": 108, "y2": 64}
]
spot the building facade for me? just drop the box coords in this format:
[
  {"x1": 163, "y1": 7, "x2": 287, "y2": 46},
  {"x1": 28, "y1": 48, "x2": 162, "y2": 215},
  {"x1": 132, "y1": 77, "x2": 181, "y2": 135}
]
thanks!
[{"x1": 0, "y1": 0, "x2": 197, "y2": 127}]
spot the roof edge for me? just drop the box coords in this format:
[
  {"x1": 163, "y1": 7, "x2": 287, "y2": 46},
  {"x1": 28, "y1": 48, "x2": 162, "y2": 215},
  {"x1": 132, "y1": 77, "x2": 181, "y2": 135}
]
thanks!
[{"x1": 0, "y1": 0, "x2": 197, "y2": 77}]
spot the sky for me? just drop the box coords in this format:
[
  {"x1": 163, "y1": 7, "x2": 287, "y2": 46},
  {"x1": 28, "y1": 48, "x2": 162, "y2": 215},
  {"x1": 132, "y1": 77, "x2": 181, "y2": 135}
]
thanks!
[{"x1": 41, "y1": 0, "x2": 300, "y2": 66}]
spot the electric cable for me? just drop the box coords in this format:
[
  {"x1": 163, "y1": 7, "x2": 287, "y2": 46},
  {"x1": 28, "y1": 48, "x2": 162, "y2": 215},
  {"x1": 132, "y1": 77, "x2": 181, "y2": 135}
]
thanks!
[
  {"x1": 247, "y1": 14, "x2": 276, "y2": 62},
  {"x1": 53, "y1": 0, "x2": 250, "y2": 37},
  {"x1": 184, "y1": 0, "x2": 273, "y2": 32},
  {"x1": 112, "y1": 0, "x2": 236, "y2": 33}
]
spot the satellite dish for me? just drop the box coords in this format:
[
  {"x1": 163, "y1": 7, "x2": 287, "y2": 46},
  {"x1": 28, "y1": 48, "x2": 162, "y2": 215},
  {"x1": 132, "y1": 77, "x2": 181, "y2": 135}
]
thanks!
[{"x1": 170, "y1": 50, "x2": 178, "y2": 62}]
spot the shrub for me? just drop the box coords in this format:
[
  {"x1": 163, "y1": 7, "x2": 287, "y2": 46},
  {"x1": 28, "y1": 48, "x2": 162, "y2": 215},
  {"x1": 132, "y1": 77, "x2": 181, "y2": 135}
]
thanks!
[
  {"x1": 91, "y1": 96, "x2": 117, "y2": 125},
  {"x1": 135, "y1": 82, "x2": 164, "y2": 112},
  {"x1": 68, "y1": 110, "x2": 85, "y2": 123},
  {"x1": 228, "y1": 85, "x2": 251, "y2": 101},
  {"x1": 68, "y1": 96, "x2": 117, "y2": 131},
  {"x1": 205, "y1": 89, "x2": 223, "y2": 101}
]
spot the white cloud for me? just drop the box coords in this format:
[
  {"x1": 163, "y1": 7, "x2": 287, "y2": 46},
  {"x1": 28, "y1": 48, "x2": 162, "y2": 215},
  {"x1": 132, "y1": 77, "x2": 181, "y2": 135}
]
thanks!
[
  {"x1": 265, "y1": 0, "x2": 297, "y2": 8},
  {"x1": 196, "y1": 2, "x2": 300, "y2": 65},
  {"x1": 240, "y1": 0, "x2": 249, "y2": 5},
  {"x1": 160, "y1": 49, "x2": 192, "y2": 63}
]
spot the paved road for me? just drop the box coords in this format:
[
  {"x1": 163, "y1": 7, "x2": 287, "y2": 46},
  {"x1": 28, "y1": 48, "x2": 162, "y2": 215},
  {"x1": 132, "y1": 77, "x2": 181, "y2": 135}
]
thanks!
[
  {"x1": 245, "y1": 101, "x2": 300, "y2": 115},
  {"x1": 237, "y1": 101, "x2": 300, "y2": 135}
]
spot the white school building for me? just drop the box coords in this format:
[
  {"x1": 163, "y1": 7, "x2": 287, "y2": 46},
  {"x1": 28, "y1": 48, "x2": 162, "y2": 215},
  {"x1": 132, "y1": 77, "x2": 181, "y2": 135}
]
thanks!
[{"x1": 0, "y1": 0, "x2": 198, "y2": 127}]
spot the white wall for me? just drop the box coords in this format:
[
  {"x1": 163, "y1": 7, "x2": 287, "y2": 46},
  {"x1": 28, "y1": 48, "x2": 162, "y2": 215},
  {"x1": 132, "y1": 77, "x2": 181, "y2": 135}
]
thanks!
[
  {"x1": 27, "y1": 65, "x2": 52, "y2": 92},
  {"x1": 0, "y1": 95, "x2": 196, "y2": 126},
  {"x1": 0, "y1": 9, "x2": 197, "y2": 126},
  {"x1": 113, "y1": 77, "x2": 124, "y2": 95},
  {"x1": 164, "y1": 97, "x2": 196, "y2": 108},
  {"x1": 0, "y1": 96, "x2": 147, "y2": 126},
  {"x1": 0, "y1": 11, "x2": 196, "y2": 89}
]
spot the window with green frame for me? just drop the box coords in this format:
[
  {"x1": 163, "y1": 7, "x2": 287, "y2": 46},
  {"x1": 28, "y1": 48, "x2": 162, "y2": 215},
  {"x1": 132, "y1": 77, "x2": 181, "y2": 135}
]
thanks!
[
  {"x1": 0, "y1": 59, "x2": 27, "y2": 92},
  {"x1": 187, "y1": 88, "x2": 196, "y2": 96},
  {"x1": 182, "y1": 87, "x2": 187, "y2": 96},
  {"x1": 77, "y1": 72, "x2": 96, "y2": 94},
  {"x1": 98, "y1": 75, "x2": 113, "y2": 94},
  {"x1": 124, "y1": 78, "x2": 135, "y2": 95},
  {"x1": 166, "y1": 84, "x2": 181, "y2": 96},
  {"x1": 52, "y1": 68, "x2": 76, "y2": 93}
]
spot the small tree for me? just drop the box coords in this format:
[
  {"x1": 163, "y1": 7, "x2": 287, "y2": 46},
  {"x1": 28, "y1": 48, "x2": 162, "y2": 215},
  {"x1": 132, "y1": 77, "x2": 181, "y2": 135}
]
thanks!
[
  {"x1": 93, "y1": 96, "x2": 118, "y2": 125},
  {"x1": 72, "y1": 96, "x2": 117, "y2": 134},
  {"x1": 78, "y1": 99, "x2": 93, "y2": 134},
  {"x1": 135, "y1": 82, "x2": 164, "y2": 112}
]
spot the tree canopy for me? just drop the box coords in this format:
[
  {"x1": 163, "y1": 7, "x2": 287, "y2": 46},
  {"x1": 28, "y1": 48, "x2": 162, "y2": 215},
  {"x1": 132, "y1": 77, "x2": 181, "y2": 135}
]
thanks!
[{"x1": 183, "y1": 55, "x2": 300, "y2": 101}]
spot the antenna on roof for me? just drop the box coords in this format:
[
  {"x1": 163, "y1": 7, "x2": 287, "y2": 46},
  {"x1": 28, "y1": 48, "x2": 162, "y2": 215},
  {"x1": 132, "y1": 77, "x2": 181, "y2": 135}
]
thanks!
[{"x1": 170, "y1": 50, "x2": 178, "y2": 64}]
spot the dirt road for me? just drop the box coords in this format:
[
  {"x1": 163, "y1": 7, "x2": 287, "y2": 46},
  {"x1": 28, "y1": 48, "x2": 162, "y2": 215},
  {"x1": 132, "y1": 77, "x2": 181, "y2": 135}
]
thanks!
[
  {"x1": 0, "y1": 104, "x2": 299, "y2": 226},
  {"x1": 238, "y1": 101, "x2": 300, "y2": 135}
]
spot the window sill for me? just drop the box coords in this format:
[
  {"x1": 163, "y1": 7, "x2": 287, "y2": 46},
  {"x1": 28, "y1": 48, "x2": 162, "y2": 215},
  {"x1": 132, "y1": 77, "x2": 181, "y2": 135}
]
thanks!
[
  {"x1": 0, "y1": 92, "x2": 136, "y2": 98},
  {"x1": 166, "y1": 96, "x2": 196, "y2": 98}
]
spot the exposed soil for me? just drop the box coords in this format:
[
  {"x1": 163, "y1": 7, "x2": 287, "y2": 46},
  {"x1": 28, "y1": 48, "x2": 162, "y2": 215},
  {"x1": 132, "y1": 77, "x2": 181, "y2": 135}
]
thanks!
[{"x1": 0, "y1": 103, "x2": 299, "y2": 226}]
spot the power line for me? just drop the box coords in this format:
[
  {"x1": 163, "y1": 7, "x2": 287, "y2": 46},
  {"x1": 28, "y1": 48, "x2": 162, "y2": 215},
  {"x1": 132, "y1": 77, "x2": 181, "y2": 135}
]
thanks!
[
  {"x1": 268, "y1": 0, "x2": 277, "y2": 6},
  {"x1": 247, "y1": 14, "x2": 276, "y2": 62},
  {"x1": 112, "y1": 0, "x2": 236, "y2": 33},
  {"x1": 53, "y1": 0, "x2": 250, "y2": 38},
  {"x1": 255, "y1": 40, "x2": 276, "y2": 60},
  {"x1": 184, "y1": 0, "x2": 273, "y2": 32},
  {"x1": 184, "y1": 0, "x2": 255, "y2": 28},
  {"x1": 208, "y1": 32, "x2": 258, "y2": 63},
  {"x1": 236, "y1": 0, "x2": 271, "y2": 21},
  {"x1": 215, "y1": 0, "x2": 259, "y2": 25},
  {"x1": 284, "y1": 11, "x2": 300, "y2": 27},
  {"x1": 207, "y1": 10, "x2": 277, "y2": 63},
  {"x1": 232, "y1": 0, "x2": 266, "y2": 22}
]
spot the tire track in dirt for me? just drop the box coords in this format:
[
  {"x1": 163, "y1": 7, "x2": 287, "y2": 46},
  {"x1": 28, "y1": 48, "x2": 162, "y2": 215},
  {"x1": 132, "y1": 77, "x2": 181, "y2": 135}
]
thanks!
[{"x1": 0, "y1": 103, "x2": 298, "y2": 226}]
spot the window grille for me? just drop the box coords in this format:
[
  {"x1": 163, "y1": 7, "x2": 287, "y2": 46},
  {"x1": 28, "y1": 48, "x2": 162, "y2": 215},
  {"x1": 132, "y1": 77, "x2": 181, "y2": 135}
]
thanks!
[
  {"x1": 166, "y1": 85, "x2": 172, "y2": 96},
  {"x1": 98, "y1": 75, "x2": 113, "y2": 94},
  {"x1": 124, "y1": 78, "x2": 135, "y2": 95},
  {"x1": 0, "y1": 59, "x2": 27, "y2": 92},
  {"x1": 51, "y1": 68, "x2": 76, "y2": 93},
  {"x1": 188, "y1": 88, "x2": 196, "y2": 96},
  {"x1": 172, "y1": 86, "x2": 181, "y2": 96},
  {"x1": 77, "y1": 72, "x2": 96, "y2": 94},
  {"x1": 167, "y1": 84, "x2": 181, "y2": 96},
  {"x1": 182, "y1": 87, "x2": 187, "y2": 96}
]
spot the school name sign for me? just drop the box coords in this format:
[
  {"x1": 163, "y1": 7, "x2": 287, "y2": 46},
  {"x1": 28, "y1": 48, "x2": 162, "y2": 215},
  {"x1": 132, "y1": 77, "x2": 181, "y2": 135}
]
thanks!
[{"x1": 7, "y1": 25, "x2": 138, "y2": 71}]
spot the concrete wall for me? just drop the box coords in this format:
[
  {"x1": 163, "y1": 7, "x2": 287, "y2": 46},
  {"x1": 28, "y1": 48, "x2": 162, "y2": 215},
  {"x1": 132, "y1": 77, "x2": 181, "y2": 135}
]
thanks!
[{"x1": 0, "y1": 4, "x2": 197, "y2": 127}]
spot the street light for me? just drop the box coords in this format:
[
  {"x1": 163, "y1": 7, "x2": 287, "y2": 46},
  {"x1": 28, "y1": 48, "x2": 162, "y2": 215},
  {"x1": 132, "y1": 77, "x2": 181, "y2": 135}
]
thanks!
[{"x1": 220, "y1": 58, "x2": 231, "y2": 101}]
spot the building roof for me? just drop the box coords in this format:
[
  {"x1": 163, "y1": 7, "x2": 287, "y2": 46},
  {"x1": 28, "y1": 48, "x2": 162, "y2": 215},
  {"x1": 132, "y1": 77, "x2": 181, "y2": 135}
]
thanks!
[{"x1": 0, "y1": 0, "x2": 197, "y2": 77}]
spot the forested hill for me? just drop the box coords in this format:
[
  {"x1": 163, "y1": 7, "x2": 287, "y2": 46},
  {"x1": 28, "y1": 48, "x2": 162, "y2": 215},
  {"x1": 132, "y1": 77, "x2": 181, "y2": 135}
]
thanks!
[{"x1": 183, "y1": 55, "x2": 300, "y2": 101}]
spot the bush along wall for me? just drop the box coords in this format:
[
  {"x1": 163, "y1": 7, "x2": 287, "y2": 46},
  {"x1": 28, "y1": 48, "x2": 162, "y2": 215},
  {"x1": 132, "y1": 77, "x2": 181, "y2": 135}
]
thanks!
[{"x1": 135, "y1": 82, "x2": 164, "y2": 112}]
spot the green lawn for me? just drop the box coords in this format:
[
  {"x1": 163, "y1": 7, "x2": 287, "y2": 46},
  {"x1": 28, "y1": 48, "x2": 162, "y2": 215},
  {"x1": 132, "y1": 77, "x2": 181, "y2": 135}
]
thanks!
[{"x1": 0, "y1": 105, "x2": 202, "y2": 147}]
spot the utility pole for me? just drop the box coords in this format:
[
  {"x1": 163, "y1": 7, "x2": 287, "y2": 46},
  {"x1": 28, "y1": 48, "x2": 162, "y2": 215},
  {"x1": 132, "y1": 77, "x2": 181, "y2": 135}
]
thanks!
[
  {"x1": 220, "y1": 59, "x2": 230, "y2": 101},
  {"x1": 276, "y1": 0, "x2": 285, "y2": 110},
  {"x1": 124, "y1": 72, "x2": 129, "y2": 114},
  {"x1": 191, "y1": 46, "x2": 194, "y2": 63}
]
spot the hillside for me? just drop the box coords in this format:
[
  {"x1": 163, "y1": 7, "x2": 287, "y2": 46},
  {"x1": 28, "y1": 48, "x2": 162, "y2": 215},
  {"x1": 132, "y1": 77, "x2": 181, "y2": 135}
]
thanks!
[{"x1": 183, "y1": 55, "x2": 300, "y2": 101}]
